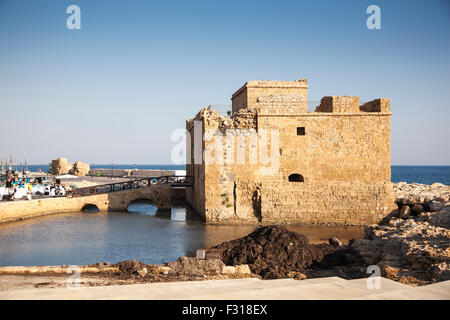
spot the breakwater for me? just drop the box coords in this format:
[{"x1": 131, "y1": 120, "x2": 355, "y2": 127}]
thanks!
[{"x1": 89, "y1": 168, "x2": 181, "y2": 178}]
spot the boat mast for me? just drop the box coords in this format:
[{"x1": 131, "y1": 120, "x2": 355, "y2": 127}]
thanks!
[
  {"x1": 9, "y1": 155, "x2": 13, "y2": 171},
  {"x1": 24, "y1": 151, "x2": 28, "y2": 172}
]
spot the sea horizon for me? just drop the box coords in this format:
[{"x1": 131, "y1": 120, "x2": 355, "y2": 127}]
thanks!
[{"x1": 11, "y1": 164, "x2": 450, "y2": 185}]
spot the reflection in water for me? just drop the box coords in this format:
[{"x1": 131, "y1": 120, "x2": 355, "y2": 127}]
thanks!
[
  {"x1": 0, "y1": 202, "x2": 364, "y2": 267},
  {"x1": 171, "y1": 207, "x2": 187, "y2": 222},
  {"x1": 127, "y1": 200, "x2": 158, "y2": 216}
]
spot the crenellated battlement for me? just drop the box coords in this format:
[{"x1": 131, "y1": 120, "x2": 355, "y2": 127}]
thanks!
[
  {"x1": 314, "y1": 96, "x2": 391, "y2": 114},
  {"x1": 315, "y1": 96, "x2": 360, "y2": 113},
  {"x1": 360, "y1": 98, "x2": 391, "y2": 113}
]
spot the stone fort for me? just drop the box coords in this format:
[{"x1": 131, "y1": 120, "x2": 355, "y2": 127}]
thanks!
[{"x1": 186, "y1": 79, "x2": 397, "y2": 225}]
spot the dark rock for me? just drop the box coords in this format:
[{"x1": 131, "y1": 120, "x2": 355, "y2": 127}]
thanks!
[
  {"x1": 411, "y1": 204, "x2": 424, "y2": 215},
  {"x1": 399, "y1": 206, "x2": 410, "y2": 219},
  {"x1": 329, "y1": 236, "x2": 343, "y2": 247},
  {"x1": 430, "y1": 201, "x2": 444, "y2": 212}
]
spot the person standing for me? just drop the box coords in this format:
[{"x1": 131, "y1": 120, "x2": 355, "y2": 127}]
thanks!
[{"x1": 27, "y1": 183, "x2": 32, "y2": 200}]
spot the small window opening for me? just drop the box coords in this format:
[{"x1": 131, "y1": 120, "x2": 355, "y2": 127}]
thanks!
[
  {"x1": 288, "y1": 174, "x2": 304, "y2": 182},
  {"x1": 297, "y1": 127, "x2": 305, "y2": 135}
]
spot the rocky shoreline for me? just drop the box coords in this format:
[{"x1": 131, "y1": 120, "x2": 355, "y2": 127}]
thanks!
[
  {"x1": 0, "y1": 182, "x2": 448, "y2": 290},
  {"x1": 350, "y1": 182, "x2": 450, "y2": 285}
]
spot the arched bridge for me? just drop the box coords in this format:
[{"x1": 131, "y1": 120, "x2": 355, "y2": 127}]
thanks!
[
  {"x1": 68, "y1": 176, "x2": 193, "y2": 197},
  {"x1": 66, "y1": 176, "x2": 194, "y2": 212}
]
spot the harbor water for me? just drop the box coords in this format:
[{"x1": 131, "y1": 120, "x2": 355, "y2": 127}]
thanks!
[
  {"x1": 1, "y1": 165, "x2": 449, "y2": 267},
  {"x1": 0, "y1": 201, "x2": 364, "y2": 266}
]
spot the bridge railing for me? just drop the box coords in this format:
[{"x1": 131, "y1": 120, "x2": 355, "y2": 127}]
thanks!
[{"x1": 67, "y1": 175, "x2": 194, "y2": 198}]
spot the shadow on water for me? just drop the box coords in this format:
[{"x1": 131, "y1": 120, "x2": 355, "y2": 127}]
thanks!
[
  {"x1": 126, "y1": 199, "x2": 158, "y2": 216},
  {"x1": 81, "y1": 204, "x2": 100, "y2": 213},
  {"x1": 126, "y1": 199, "x2": 203, "y2": 223}
]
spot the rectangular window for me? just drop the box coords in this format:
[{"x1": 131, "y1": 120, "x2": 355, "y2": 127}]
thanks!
[{"x1": 297, "y1": 127, "x2": 305, "y2": 135}]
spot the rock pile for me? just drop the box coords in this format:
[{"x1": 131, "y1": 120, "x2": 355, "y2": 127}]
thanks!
[
  {"x1": 349, "y1": 182, "x2": 450, "y2": 284},
  {"x1": 111, "y1": 257, "x2": 253, "y2": 282},
  {"x1": 389, "y1": 182, "x2": 450, "y2": 228},
  {"x1": 394, "y1": 182, "x2": 449, "y2": 212},
  {"x1": 167, "y1": 256, "x2": 224, "y2": 277}
]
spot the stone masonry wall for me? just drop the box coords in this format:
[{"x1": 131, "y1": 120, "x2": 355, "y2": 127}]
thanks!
[
  {"x1": 360, "y1": 98, "x2": 391, "y2": 113},
  {"x1": 231, "y1": 79, "x2": 308, "y2": 113},
  {"x1": 315, "y1": 96, "x2": 360, "y2": 113}
]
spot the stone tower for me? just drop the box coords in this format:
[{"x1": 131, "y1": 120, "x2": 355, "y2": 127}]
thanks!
[{"x1": 186, "y1": 79, "x2": 396, "y2": 225}]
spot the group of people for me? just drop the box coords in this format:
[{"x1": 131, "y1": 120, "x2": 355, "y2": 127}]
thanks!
[{"x1": 0, "y1": 170, "x2": 66, "y2": 201}]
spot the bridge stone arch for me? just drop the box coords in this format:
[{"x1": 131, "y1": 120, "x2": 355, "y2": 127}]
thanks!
[
  {"x1": 107, "y1": 185, "x2": 172, "y2": 211},
  {"x1": 81, "y1": 203, "x2": 100, "y2": 212}
]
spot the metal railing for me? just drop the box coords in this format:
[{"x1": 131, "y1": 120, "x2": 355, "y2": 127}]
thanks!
[{"x1": 67, "y1": 175, "x2": 194, "y2": 198}]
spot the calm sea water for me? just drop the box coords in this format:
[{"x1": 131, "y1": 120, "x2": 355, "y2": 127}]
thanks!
[
  {"x1": 0, "y1": 202, "x2": 363, "y2": 266},
  {"x1": 391, "y1": 165, "x2": 450, "y2": 185},
  {"x1": 25, "y1": 164, "x2": 185, "y2": 172},
  {"x1": 25, "y1": 164, "x2": 450, "y2": 185}
]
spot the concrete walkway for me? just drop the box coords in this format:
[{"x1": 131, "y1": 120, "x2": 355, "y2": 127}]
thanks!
[{"x1": 1, "y1": 277, "x2": 449, "y2": 300}]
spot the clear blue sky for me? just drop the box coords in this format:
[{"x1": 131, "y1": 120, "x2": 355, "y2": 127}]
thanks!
[{"x1": 0, "y1": 0, "x2": 449, "y2": 165}]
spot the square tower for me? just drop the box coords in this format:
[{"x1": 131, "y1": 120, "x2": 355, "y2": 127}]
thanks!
[{"x1": 231, "y1": 79, "x2": 308, "y2": 113}]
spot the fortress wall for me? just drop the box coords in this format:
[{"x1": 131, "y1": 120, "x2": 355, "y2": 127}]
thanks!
[
  {"x1": 260, "y1": 181, "x2": 395, "y2": 225},
  {"x1": 186, "y1": 80, "x2": 396, "y2": 225},
  {"x1": 257, "y1": 111, "x2": 396, "y2": 225},
  {"x1": 186, "y1": 117, "x2": 206, "y2": 216},
  {"x1": 189, "y1": 113, "x2": 395, "y2": 225},
  {"x1": 257, "y1": 113, "x2": 392, "y2": 183}
]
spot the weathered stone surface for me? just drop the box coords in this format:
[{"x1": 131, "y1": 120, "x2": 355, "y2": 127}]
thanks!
[
  {"x1": 69, "y1": 161, "x2": 90, "y2": 176},
  {"x1": 399, "y1": 206, "x2": 411, "y2": 219},
  {"x1": 221, "y1": 266, "x2": 236, "y2": 274},
  {"x1": 49, "y1": 158, "x2": 90, "y2": 176},
  {"x1": 168, "y1": 257, "x2": 225, "y2": 276},
  {"x1": 235, "y1": 265, "x2": 251, "y2": 274},
  {"x1": 393, "y1": 182, "x2": 450, "y2": 206},
  {"x1": 137, "y1": 267, "x2": 148, "y2": 277},
  {"x1": 49, "y1": 158, "x2": 72, "y2": 175},
  {"x1": 287, "y1": 271, "x2": 307, "y2": 280}
]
